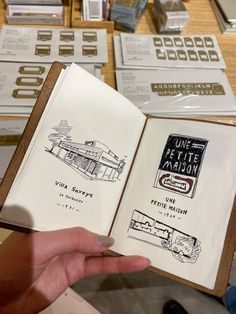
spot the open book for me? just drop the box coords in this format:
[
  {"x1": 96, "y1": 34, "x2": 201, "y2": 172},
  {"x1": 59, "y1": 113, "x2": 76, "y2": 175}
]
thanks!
[{"x1": 0, "y1": 63, "x2": 236, "y2": 297}]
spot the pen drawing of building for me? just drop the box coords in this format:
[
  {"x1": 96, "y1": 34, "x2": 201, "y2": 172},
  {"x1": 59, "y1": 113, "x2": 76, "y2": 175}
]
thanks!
[{"x1": 47, "y1": 120, "x2": 125, "y2": 182}]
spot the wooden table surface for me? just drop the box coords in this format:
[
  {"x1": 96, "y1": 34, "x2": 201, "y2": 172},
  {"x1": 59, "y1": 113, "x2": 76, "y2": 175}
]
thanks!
[{"x1": 0, "y1": 0, "x2": 236, "y2": 111}]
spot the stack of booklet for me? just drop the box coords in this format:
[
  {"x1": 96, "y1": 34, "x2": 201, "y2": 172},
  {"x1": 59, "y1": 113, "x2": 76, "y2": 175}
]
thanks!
[
  {"x1": 110, "y1": 0, "x2": 147, "y2": 32},
  {"x1": 0, "y1": 26, "x2": 108, "y2": 117},
  {"x1": 211, "y1": 0, "x2": 236, "y2": 34},
  {"x1": 113, "y1": 33, "x2": 236, "y2": 116}
]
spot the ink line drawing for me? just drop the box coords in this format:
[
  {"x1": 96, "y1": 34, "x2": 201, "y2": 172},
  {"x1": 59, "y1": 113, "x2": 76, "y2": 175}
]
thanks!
[
  {"x1": 45, "y1": 120, "x2": 126, "y2": 182},
  {"x1": 153, "y1": 134, "x2": 208, "y2": 198},
  {"x1": 128, "y1": 209, "x2": 201, "y2": 263}
]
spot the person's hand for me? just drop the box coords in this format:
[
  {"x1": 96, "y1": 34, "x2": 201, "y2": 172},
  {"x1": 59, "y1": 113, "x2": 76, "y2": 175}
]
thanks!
[{"x1": 0, "y1": 227, "x2": 149, "y2": 314}]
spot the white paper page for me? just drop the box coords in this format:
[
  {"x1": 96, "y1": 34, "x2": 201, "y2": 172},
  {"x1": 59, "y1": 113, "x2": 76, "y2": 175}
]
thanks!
[
  {"x1": 120, "y1": 33, "x2": 226, "y2": 69},
  {"x1": 111, "y1": 118, "x2": 236, "y2": 289},
  {"x1": 0, "y1": 64, "x2": 146, "y2": 234},
  {"x1": 0, "y1": 26, "x2": 108, "y2": 64},
  {"x1": 40, "y1": 288, "x2": 100, "y2": 314},
  {"x1": 115, "y1": 69, "x2": 236, "y2": 114}
]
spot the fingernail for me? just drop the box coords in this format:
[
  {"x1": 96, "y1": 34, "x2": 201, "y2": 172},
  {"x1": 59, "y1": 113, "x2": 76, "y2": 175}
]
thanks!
[{"x1": 98, "y1": 235, "x2": 114, "y2": 248}]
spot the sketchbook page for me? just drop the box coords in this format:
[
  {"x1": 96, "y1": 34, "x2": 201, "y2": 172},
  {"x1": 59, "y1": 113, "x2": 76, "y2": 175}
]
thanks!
[
  {"x1": 40, "y1": 288, "x2": 100, "y2": 314},
  {"x1": 111, "y1": 118, "x2": 236, "y2": 289},
  {"x1": 0, "y1": 64, "x2": 146, "y2": 234}
]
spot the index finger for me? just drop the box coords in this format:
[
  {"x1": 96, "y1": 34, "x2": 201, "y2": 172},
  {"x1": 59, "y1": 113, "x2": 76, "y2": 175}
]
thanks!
[{"x1": 31, "y1": 227, "x2": 114, "y2": 262}]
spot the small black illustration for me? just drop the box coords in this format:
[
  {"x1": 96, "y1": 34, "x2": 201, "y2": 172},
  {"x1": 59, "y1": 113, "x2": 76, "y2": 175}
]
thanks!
[
  {"x1": 128, "y1": 209, "x2": 201, "y2": 263},
  {"x1": 45, "y1": 120, "x2": 125, "y2": 181},
  {"x1": 153, "y1": 134, "x2": 208, "y2": 198}
]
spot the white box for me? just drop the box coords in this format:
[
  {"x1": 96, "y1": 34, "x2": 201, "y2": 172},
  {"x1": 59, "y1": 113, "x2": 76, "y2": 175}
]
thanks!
[
  {"x1": 82, "y1": 0, "x2": 103, "y2": 21},
  {"x1": 6, "y1": 5, "x2": 64, "y2": 25}
]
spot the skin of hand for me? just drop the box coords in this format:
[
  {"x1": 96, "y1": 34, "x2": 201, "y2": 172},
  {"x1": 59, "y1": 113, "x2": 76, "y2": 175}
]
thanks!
[{"x1": 0, "y1": 227, "x2": 150, "y2": 314}]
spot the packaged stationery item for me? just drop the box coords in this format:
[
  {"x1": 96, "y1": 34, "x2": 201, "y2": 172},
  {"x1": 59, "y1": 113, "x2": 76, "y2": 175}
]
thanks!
[
  {"x1": 115, "y1": 68, "x2": 236, "y2": 116},
  {"x1": 0, "y1": 26, "x2": 108, "y2": 64},
  {"x1": 152, "y1": 0, "x2": 189, "y2": 33},
  {"x1": 111, "y1": 0, "x2": 147, "y2": 32}
]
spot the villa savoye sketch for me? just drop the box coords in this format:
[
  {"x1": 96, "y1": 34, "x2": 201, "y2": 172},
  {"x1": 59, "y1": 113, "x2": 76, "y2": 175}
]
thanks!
[{"x1": 45, "y1": 120, "x2": 126, "y2": 182}]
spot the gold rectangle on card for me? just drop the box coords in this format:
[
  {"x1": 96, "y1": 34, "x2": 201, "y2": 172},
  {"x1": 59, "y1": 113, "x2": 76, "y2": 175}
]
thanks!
[
  {"x1": 16, "y1": 76, "x2": 43, "y2": 86},
  {"x1": 208, "y1": 50, "x2": 219, "y2": 62},
  {"x1": 12, "y1": 89, "x2": 40, "y2": 99},
  {"x1": 184, "y1": 37, "x2": 194, "y2": 47},
  {"x1": 35, "y1": 45, "x2": 51, "y2": 56},
  {"x1": 37, "y1": 30, "x2": 52, "y2": 41},
  {"x1": 153, "y1": 37, "x2": 163, "y2": 47},
  {"x1": 60, "y1": 31, "x2": 74, "y2": 41},
  {"x1": 82, "y1": 31, "x2": 97, "y2": 42},
  {"x1": 59, "y1": 45, "x2": 74, "y2": 56},
  {"x1": 82, "y1": 45, "x2": 97, "y2": 56},
  {"x1": 156, "y1": 49, "x2": 166, "y2": 59},
  {"x1": 204, "y1": 37, "x2": 214, "y2": 48},
  {"x1": 0, "y1": 135, "x2": 21, "y2": 146},
  {"x1": 174, "y1": 37, "x2": 184, "y2": 47},
  {"x1": 18, "y1": 65, "x2": 45, "y2": 75}
]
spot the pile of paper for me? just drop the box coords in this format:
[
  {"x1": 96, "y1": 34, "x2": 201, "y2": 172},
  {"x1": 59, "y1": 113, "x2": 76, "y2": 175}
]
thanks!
[
  {"x1": 110, "y1": 0, "x2": 147, "y2": 32},
  {"x1": 211, "y1": 0, "x2": 236, "y2": 34}
]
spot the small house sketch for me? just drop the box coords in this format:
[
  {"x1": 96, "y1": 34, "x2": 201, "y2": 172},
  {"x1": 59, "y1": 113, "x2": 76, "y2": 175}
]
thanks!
[
  {"x1": 46, "y1": 120, "x2": 125, "y2": 182},
  {"x1": 128, "y1": 209, "x2": 201, "y2": 263}
]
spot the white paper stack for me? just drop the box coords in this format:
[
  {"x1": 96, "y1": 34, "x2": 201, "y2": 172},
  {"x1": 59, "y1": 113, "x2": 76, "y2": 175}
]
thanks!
[{"x1": 211, "y1": 0, "x2": 236, "y2": 34}]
